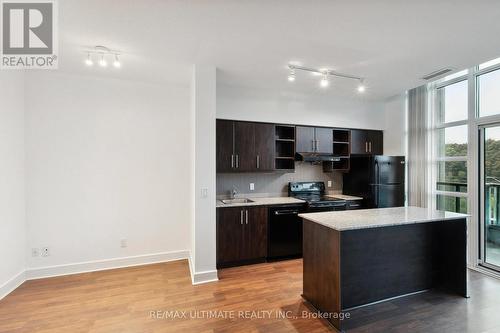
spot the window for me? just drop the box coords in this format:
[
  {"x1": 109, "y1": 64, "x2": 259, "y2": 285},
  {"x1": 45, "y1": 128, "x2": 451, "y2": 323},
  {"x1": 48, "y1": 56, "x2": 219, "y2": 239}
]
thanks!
[
  {"x1": 433, "y1": 78, "x2": 468, "y2": 213},
  {"x1": 436, "y1": 80, "x2": 468, "y2": 124},
  {"x1": 478, "y1": 68, "x2": 500, "y2": 117}
]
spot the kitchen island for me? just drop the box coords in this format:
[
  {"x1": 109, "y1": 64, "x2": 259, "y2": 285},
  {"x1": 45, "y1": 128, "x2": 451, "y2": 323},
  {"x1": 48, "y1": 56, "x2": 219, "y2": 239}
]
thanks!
[{"x1": 299, "y1": 206, "x2": 468, "y2": 331}]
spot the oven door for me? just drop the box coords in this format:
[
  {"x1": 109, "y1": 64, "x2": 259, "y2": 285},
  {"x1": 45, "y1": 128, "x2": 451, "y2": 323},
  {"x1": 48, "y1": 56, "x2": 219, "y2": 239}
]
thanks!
[
  {"x1": 268, "y1": 205, "x2": 305, "y2": 260},
  {"x1": 307, "y1": 202, "x2": 346, "y2": 212}
]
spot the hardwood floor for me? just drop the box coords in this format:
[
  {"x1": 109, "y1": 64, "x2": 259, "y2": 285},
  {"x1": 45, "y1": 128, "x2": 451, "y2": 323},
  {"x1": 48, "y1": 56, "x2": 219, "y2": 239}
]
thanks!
[{"x1": 0, "y1": 259, "x2": 500, "y2": 333}]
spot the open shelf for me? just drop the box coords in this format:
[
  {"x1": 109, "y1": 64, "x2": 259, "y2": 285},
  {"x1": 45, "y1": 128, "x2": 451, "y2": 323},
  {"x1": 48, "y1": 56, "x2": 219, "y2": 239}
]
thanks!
[
  {"x1": 333, "y1": 142, "x2": 350, "y2": 157},
  {"x1": 323, "y1": 129, "x2": 351, "y2": 172},
  {"x1": 275, "y1": 125, "x2": 295, "y2": 140},
  {"x1": 274, "y1": 125, "x2": 295, "y2": 171},
  {"x1": 323, "y1": 158, "x2": 350, "y2": 172},
  {"x1": 332, "y1": 129, "x2": 350, "y2": 143}
]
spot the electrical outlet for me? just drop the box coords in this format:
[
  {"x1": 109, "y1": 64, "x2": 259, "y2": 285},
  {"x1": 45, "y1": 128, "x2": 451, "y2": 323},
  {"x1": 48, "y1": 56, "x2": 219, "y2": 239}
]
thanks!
[
  {"x1": 121, "y1": 239, "x2": 128, "y2": 248},
  {"x1": 249, "y1": 183, "x2": 255, "y2": 191},
  {"x1": 31, "y1": 248, "x2": 39, "y2": 257},
  {"x1": 41, "y1": 247, "x2": 50, "y2": 257},
  {"x1": 327, "y1": 181, "x2": 332, "y2": 188}
]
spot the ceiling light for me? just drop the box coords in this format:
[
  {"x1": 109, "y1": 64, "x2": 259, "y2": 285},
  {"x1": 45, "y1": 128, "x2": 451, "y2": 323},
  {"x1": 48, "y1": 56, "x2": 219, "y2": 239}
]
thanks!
[
  {"x1": 288, "y1": 68, "x2": 295, "y2": 82},
  {"x1": 84, "y1": 53, "x2": 93, "y2": 66},
  {"x1": 113, "y1": 54, "x2": 121, "y2": 68},
  {"x1": 287, "y1": 64, "x2": 365, "y2": 93},
  {"x1": 357, "y1": 79, "x2": 366, "y2": 93},
  {"x1": 320, "y1": 73, "x2": 329, "y2": 88},
  {"x1": 98, "y1": 54, "x2": 107, "y2": 67}
]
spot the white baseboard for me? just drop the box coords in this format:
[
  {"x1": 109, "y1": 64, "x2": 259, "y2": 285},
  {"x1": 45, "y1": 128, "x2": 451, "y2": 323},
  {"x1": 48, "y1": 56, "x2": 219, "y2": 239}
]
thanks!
[
  {"x1": 1, "y1": 250, "x2": 218, "y2": 300},
  {"x1": 0, "y1": 270, "x2": 26, "y2": 300},
  {"x1": 26, "y1": 250, "x2": 190, "y2": 280},
  {"x1": 188, "y1": 255, "x2": 219, "y2": 285}
]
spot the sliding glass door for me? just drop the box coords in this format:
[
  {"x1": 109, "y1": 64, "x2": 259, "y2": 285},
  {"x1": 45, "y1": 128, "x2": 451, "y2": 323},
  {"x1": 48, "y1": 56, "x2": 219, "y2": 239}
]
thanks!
[{"x1": 481, "y1": 125, "x2": 500, "y2": 269}]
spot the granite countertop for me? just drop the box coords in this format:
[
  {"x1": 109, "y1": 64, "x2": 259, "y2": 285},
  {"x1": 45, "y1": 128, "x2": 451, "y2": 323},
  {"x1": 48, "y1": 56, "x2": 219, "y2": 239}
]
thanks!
[
  {"x1": 216, "y1": 196, "x2": 305, "y2": 208},
  {"x1": 299, "y1": 206, "x2": 469, "y2": 231}
]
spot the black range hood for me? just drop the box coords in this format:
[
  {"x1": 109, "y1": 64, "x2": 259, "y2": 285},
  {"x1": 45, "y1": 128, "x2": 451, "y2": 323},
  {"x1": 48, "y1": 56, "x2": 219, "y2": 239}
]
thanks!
[{"x1": 295, "y1": 152, "x2": 341, "y2": 163}]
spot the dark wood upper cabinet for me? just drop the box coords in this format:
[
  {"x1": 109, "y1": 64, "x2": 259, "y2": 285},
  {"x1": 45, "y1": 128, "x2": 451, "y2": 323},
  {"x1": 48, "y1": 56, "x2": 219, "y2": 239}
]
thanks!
[
  {"x1": 216, "y1": 120, "x2": 276, "y2": 173},
  {"x1": 217, "y1": 206, "x2": 268, "y2": 268},
  {"x1": 254, "y1": 123, "x2": 275, "y2": 171},
  {"x1": 296, "y1": 126, "x2": 315, "y2": 153},
  {"x1": 315, "y1": 127, "x2": 333, "y2": 154},
  {"x1": 350, "y1": 129, "x2": 383, "y2": 155},
  {"x1": 216, "y1": 120, "x2": 234, "y2": 172},
  {"x1": 234, "y1": 121, "x2": 256, "y2": 171},
  {"x1": 367, "y1": 130, "x2": 383, "y2": 155},
  {"x1": 296, "y1": 126, "x2": 333, "y2": 154}
]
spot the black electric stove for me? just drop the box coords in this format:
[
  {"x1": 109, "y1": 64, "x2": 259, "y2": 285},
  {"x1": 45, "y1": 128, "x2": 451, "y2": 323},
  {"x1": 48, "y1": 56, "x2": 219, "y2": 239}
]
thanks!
[{"x1": 288, "y1": 181, "x2": 347, "y2": 211}]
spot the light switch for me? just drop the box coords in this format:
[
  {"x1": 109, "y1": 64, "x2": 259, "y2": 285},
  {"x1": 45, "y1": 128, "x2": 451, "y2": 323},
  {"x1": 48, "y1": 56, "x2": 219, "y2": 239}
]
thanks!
[
  {"x1": 250, "y1": 183, "x2": 255, "y2": 191},
  {"x1": 327, "y1": 181, "x2": 332, "y2": 187},
  {"x1": 201, "y1": 188, "x2": 208, "y2": 198}
]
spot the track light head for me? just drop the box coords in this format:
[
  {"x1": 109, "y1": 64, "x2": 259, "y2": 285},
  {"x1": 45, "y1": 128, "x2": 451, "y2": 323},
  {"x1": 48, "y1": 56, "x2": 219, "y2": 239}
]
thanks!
[
  {"x1": 85, "y1": 53, "x2": 93, "y2": 66},
  {"x1": 288, "y1": 68, "x2": 295, "y2": 82},
  {"x1": 113, "y1": 54, "x2": 121, "y2": 68},
  {"x1": 98, "y1": 54, "x2": 107, "y2": 67},
  {"x1": 357, "y1": 79, "x2": 366, "y2": 93},
  {"x1": 320, "y1": 72, "x2": 329, "y2": 88}
]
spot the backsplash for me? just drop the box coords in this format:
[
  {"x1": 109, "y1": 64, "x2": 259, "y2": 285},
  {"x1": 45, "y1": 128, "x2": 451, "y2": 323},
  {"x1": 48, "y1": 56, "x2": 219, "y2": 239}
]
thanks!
[{"x1": 216, "y1": 162, "x2": 342, "y2": 198}]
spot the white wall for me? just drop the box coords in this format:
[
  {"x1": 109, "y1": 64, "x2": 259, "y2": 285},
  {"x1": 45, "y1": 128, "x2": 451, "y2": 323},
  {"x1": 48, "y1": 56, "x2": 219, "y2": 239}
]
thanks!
[
  {"x1": 24, "y1": 72, "x2": 191, "y2": 271},
  {"x1": 0, "y1": 72, "x2": 26, "y2": 297},
  {"x1": 383, "y1": 93, "x2": 407, "y2": 156},
  {"x1": 217, "y1": 84, "x2": 386, "y2": 130},
  {"x1": 190, "y1": 65, "x2": 218, "y2": 284}
]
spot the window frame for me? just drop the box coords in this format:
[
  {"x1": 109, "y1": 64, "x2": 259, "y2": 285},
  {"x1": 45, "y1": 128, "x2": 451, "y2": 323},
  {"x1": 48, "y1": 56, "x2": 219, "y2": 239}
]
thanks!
[{"x1": 431, "y1": 74, "x2": 470, "y2": 212}]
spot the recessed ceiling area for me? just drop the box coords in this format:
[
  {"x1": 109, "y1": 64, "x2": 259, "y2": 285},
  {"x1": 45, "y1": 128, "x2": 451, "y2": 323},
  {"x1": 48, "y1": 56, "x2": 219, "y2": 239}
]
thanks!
[{"x1": 58, "y1": 0, "x2": 500, "y2": 100}]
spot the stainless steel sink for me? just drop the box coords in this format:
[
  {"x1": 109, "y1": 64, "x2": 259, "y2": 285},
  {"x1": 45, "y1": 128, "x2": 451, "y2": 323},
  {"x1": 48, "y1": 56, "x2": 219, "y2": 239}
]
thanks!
[{"x1": 221, "y1": 198, "x2": 254, "y2": 204}]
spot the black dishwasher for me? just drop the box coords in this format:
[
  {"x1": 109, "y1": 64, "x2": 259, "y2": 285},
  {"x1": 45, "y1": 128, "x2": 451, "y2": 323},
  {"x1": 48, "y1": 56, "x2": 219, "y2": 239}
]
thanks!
[{"x1": 268, "y1": 204, "x2": 306, "y2": 260}]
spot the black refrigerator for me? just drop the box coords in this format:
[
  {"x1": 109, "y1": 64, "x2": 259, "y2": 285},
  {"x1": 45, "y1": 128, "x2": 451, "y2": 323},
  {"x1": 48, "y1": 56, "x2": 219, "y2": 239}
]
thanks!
[{"x1": 343, "y1": 155, "x2": 405, "y2": 208}]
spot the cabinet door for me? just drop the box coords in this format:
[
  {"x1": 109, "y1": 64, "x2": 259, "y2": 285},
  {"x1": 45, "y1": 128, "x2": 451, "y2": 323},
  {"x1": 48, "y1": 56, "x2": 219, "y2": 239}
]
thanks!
[
  {"x1": 296, "y1": 126, "x2": 315, "y2": 153},
  {"x1": 243, "y1": 207, "x2": 268, "y2": 260},
  {"x1": 315, "y1": 128, "x2": 333, "y2": 154},
  {"x1": 234, "y1": 122, "x2": 256, "y2": 171},
  {"x1": 216, "y1": 120, "x2": 234, "y2": 172},
  {"x1": 350, "y1": 129, "x2": 369, "y2": 155},
  {"x1": 254, "y1": 123, "x2": 275, "y2": 171},
  {"x1": 217, "y1": 208, "x2": 245, "y2": 265},
  {"x1": 367, "y1": 130, "x2": 383, "y2": 155}
]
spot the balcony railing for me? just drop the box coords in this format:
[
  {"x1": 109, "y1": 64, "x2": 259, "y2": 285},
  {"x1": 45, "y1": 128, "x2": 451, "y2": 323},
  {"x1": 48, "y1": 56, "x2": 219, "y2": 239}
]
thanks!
[{"x1": 436, "y1": 180, "x2": 500, "y2": 225}]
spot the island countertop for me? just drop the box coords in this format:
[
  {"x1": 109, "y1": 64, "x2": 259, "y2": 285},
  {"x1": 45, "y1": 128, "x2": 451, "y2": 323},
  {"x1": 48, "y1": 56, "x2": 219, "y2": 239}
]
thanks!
[{"x1": 299, "y1": 206, "x2": 469, "y2": 231}]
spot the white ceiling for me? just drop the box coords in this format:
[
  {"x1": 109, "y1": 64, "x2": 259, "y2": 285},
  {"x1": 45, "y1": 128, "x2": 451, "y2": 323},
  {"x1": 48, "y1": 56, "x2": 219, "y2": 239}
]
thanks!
[{"x1": 58, "y1": 0, "x2": 500, "y2": 100}]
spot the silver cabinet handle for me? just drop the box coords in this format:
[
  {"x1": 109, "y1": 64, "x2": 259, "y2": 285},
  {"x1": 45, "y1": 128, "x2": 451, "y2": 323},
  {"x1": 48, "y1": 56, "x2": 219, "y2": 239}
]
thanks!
[
  {"x1": 240, "y1": 210, "x2": 243, "y2": 225},
  {"x1": 312, "y1": 140, "x2": 315, "y2": 151},
  {"x1": 231, "y1": 154, "x2": 234, "y2": 168},
  {"x1": 256, "y1": 155, "x2": 260, "y2": 169},
  {"x1": 236, "y1": 155, "x2": 239, "y2": 168},
  {"x1": 245, "y1": 210, "x2": 248, "y2": 224},
  {"x1": 316, "y1": 140, "x2": 320, "y2": 152},
  {"x1": 365, "y1": 142, "x2": 368, "y2": 153},
  {"x1": 369, "y1": 142, "x2": 372, "y2": 153}
]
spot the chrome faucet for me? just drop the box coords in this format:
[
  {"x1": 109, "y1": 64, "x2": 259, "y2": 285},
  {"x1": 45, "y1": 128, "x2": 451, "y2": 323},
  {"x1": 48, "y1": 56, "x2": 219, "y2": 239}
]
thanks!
[{"x1": 231, "y1": 186, "x2": 238, "y2": 199}]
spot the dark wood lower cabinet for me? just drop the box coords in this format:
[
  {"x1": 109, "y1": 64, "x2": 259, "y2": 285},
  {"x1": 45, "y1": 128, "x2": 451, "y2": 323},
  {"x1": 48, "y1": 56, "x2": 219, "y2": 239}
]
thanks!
[{"x1": 217, "y1": 206, "x2": 268, "y2": 268}]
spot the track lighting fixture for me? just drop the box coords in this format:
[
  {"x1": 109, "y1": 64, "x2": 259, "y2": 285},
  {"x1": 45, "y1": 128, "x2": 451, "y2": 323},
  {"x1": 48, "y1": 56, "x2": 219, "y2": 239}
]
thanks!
[
  {"x1": 287, "y1": 64, "x2": 365, "y2": 93},
  {"x1": 84, "y1": 46, "x2": 122, "y2": 69}
]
